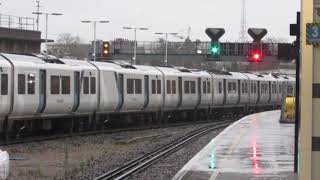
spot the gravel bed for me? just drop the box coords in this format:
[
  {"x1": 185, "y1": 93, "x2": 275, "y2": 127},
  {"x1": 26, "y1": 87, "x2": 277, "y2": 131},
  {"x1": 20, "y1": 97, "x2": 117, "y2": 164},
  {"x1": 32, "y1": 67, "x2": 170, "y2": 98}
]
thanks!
[
  {"x1": 70, "y1": 122, "x2": 223, "y2": 180},
  {"x1": 3, "y1": 121, "x2": 225, "y2": 180},
  {"x1": 129, "y1": 129, "x2": 223, "y2": 180}
]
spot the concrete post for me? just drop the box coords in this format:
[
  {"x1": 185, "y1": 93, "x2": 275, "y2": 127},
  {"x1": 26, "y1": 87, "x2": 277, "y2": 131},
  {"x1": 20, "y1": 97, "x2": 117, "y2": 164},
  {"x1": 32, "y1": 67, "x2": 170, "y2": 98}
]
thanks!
[
  {"x1": 311, "y1": 0, "x2": 320, "y2": 179},
  {"x1": 300, "y1": 0, "x2": 314, "y2": 179}
]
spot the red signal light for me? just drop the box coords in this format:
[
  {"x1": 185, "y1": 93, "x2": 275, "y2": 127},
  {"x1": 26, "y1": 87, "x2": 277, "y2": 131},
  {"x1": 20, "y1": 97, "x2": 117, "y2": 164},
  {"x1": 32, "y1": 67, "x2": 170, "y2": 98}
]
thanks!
[
  {"x1": 253, "y1": 53, "x2": 260, "y2": 60},
  {"x1": 249, "y1": 50, "x2": 263, "y2": 62}
]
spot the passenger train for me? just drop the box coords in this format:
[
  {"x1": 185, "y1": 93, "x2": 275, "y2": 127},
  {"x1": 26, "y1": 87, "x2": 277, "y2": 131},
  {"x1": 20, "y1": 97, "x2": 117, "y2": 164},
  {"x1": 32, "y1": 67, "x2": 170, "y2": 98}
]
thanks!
[{"x1": 0, "y1": 53, "x2": 295, "y2": 136}]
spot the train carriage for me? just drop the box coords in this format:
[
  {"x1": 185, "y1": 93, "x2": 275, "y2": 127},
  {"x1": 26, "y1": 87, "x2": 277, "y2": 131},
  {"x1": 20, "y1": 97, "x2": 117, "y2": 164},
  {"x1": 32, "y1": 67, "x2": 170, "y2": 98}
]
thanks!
[
  {"x1": 230, "y1": 72, "x2": 250, "y2": 105},
  {"x1": 92, "y1": 61, "x2": 123, "y2": 113},
  {"x1": 132, "y1": 65, "x2": 163, "y2": 112},
  {"x1": 286, "y1": 77, "x2": 296, "y2": 97},
  {"x1": 191, "y1": 70, "x2": 213, "y2": 109},
  {"x1": 0, "y1": 53, "x2": 296, "y2": 135},
  {"x1": 242, "y1": 73, "x2": 260, "y2": 106},
  {"x1": 256, "y1": 74, "x2": 270, "y2": 105},
  {"x1": 0, "y1": 54, "x2": 44, "y2": 119},
  {"x1": 209, "y1": 71, "x2": 227, "y2": 106},
  {"x1": 177, "y1": 68, "x2": 201, "y2": 110},
  {"x1": 156, "y1": 67, "x2": 181, "y2": 111},
  {"x1": 262, "y1": 74, "x2": 279, "y2": 105},
  {"x1": 60, "y1": 59, "x2": 99, "y2": 115},
  {"x1": 0, "y1": 55, "x2": 12, "y2": 119}
]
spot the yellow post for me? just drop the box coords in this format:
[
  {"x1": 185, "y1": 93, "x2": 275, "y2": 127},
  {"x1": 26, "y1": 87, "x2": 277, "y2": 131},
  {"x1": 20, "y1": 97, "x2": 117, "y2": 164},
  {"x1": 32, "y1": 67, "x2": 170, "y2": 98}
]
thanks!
[
  {"x1": 280, "y1": 97, "x2": 296, "y2": 123},
  {"x1": 300, "y1": 0, "x2": 315, "y2": 179}
]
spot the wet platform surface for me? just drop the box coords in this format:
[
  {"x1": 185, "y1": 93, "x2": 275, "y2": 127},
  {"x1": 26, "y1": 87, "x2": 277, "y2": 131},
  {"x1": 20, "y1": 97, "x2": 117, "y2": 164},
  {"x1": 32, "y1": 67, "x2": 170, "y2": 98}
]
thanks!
[{"x1": 173, "y1": 110, "x2": 297, "y2": 180}]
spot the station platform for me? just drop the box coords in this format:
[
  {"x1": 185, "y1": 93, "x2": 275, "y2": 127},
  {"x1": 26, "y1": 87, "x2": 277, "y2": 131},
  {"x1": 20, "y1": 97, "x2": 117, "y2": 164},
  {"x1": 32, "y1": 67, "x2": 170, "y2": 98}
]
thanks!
[{"x1": 172, "y1": 110, "x2": 297, "y2": 180}]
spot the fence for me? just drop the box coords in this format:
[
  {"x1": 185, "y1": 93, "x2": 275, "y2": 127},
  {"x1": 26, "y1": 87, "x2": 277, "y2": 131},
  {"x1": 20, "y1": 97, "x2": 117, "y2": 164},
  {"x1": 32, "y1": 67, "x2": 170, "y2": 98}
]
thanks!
[
  {"x1": 111, "y1": 41, "x2": 279, "y2": 56},
  {"x1": 0, "y1": 14, "x2": 35, "y2": 30}
]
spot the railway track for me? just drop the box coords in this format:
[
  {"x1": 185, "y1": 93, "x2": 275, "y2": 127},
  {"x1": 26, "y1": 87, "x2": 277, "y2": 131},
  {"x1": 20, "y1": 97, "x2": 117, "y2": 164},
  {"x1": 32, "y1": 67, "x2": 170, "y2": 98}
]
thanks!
[
  {"x1": 0, "y1": 118, "x2": 236, "y2": 146},
  {"x1": 94, "y1": 120, "x2": 232, "y2": 180}
]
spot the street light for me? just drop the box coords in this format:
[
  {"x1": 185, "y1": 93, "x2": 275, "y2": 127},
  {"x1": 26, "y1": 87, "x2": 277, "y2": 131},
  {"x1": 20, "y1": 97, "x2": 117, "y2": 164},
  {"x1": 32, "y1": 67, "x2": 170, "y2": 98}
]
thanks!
[
  {"x1": 81, "y1": 20, "x2": 110, "y2": 61},
  {"x1": 155, "y1": 32, "x2": 178, "y2": 66},
  {"x1": 32, "y1": 12, "x2": 63, "y2": 51},
  {"x1": 123, "y1": 26, "x2": 148, "y2": 65}
]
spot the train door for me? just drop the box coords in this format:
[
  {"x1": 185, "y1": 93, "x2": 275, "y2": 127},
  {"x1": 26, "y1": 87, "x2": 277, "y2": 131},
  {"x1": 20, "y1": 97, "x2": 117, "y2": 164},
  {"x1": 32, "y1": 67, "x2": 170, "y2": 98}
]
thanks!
[
  {"x1": 143, "y1": 75, "x2": 149, "y2": 109},
  {"x1": 116, "y1": 73, "x2": 124, "y2": 111},
  {"x1": 257, "y1": 81, "x2": 260, "y2": 104},
  {"x1": 223, "y1": 79, "x2": 227, "y2": 104},
  {"x1": 177, "y1": 77, "x2": 182, "y2": 108},
  {"x1": 237, "y1": 80, "x2": 241, "y2": 104},
  {"x1": 72, "y1": 71, "x2": 80, "y2": 112},
  {"x1": 37, "y1": 70, "x2": 46, "y2": 114},
  {"x1": 268, "y1": 81, "x2": 272, "y2": 103},
  {"x1": 197, "y1": 78, "x2": 201, "y2": 107}
]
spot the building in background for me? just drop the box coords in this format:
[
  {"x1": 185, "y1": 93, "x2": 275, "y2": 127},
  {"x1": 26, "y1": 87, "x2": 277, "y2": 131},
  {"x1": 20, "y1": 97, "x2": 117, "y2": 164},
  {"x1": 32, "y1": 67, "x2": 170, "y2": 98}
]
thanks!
[{"x1": 0, "y1": 14, "x2": 48, "y2": 54}]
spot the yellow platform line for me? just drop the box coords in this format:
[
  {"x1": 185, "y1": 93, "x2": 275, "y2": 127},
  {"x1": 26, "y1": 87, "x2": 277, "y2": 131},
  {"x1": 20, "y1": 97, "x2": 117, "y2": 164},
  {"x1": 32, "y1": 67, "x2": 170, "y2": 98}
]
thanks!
[{"x1": 209, "y1": 124, "x2": 247, "y2": 180}]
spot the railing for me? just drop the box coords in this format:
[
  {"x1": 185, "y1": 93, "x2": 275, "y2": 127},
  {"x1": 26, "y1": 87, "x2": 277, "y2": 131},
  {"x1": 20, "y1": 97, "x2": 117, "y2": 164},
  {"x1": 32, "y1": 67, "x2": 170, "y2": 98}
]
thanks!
[
  {"x1": 111, "y1": 41, "x2": 279, "y2": 56},
  {"x1": 0, "y1": 14, "x2": 35, "y2": 30}
]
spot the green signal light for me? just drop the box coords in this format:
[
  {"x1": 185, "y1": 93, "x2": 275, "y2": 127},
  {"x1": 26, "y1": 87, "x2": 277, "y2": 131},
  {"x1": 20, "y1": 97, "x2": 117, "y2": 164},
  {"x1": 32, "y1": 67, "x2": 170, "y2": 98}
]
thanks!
[
  {"x1": 212, "y1": 47, "x2": 219, "y2": 54},
  {"x1": 210, "y1": 44, "x2": 220, "y2": 56}
]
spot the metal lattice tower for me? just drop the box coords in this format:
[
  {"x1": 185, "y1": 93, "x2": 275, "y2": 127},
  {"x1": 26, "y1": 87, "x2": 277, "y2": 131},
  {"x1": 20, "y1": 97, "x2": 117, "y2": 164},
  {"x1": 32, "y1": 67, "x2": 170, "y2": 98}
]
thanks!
[
  {"x1": 35, "y1": 0, "x2": 41, "y2": 31},
  {"x1": 239, "y1": 0, "x2": 247, "y2": 42}
]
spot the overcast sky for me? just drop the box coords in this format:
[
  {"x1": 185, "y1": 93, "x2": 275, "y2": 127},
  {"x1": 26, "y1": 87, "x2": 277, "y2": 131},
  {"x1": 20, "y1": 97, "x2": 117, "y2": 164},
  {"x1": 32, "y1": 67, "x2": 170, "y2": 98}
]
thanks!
[{"x1": 2, "y1": 0, "x2": 300, "y2": 42}]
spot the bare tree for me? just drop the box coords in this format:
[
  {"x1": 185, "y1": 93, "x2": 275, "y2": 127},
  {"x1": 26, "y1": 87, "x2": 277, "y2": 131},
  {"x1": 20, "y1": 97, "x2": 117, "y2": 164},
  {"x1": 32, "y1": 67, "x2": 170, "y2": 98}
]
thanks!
[{"x1": 48, "y1": 33, "x2": 88, "y2": 60}]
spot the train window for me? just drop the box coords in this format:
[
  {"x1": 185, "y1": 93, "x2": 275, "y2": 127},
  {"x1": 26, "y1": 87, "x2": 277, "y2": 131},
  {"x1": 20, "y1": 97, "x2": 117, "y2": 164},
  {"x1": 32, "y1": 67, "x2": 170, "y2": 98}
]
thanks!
[
  {"x1": 135, "y1": 79, "x2": 142, "y2": 94},
  {"x1": 262, "y1": 84, "x2": 265, "y2": 94},
  {"x1": 279, "y1": 85, "x2": 282, "y2": 93},
  {"x1": 127, "y1": 79, "x2": 134, "y2": 94},
  {"x1": 228, "y1": 83, "x2": 232, "y2": 93},
  {"x1": 91, "y1": 77, "x2": 96, "y2": 94},
  {"x1": 157, "y1": 80, "x2": 161, "y2": 94},
  {"x1": 51, "y1": 76, "x2": 60, "y2": 94},
  {"x1": 254, "y1": 84, "x2": 257, "y2": 93},
  {"x1": 262, "y1": 84, "x2": 268, "y2": 94},
  {"x1": 27, "y1": 74, "x2": 35, "y2": 94},
  {"x1": 191, "y1": 81, "x2": 196, "y2": 94},
  {"x1": 266, "y1": 84, "x2": 269, "y2": 94},
  {"x1": 83, "y1": 77, "x2": 89, "y2": 94},
  {"x1": 1, "y1": 74, "x2": 8, "y2": 95},
  {"x1": 172, "y1": 80, "x2": 176, "y2": 94},
  {"x1": 245, "y1": 83, "x2": 248, "y2": 93},
  {"x1": 184, "y1": 81, "x2": 189, "y2": 94},
  {"x1": 242, "y1": 83, "x2": 245, "y2": 94},
  {"x1": 273, "y1": 84, "x2": 276, "y2": 94},
  {"x1": 61, "y1": 76, "x2": 70, "y2": 94},
  {"x1": 18, "y1": 74, "x2": 26, "y2": 94},
  {"x1": 151, "y1": 80, "x2": 156, "y2": 94},
  {"x1": 288, "y1": 85, "x2": 293, "y2": 94},
  {"x1": 219, "y1": 82, "x2": 222, "y2": 94},
  {"x1": 233, "y1": 83, "x2": 236, "y2": 92},
  {"x1": 251, "y1": 83, "x2": 254, "y2": 93},
  {"x1": 203, "y1": 81, "x2": 207, "y2": 94},
  {"x1": 207, "y1": 81, "x2": 211, "y2": 93},
  {"x1": 167, "y1": 80, "x2": 171, "y2": 94}
]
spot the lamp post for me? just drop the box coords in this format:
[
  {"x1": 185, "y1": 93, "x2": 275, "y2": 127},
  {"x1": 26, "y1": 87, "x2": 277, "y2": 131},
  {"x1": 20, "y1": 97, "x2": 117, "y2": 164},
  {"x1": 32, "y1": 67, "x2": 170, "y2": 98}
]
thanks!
[
  {"x1": 123, "y1": 26, "x2": 148, "y2": 65},
  {"x1": 81, "y1": 20, "x2": 110, "y2": 61},
  {"x1": 155, "y1": 32, "x2": 178, "y2": 66},
  {"x1": 32, "y1": 12, "x2": 62, "y2": 51}
]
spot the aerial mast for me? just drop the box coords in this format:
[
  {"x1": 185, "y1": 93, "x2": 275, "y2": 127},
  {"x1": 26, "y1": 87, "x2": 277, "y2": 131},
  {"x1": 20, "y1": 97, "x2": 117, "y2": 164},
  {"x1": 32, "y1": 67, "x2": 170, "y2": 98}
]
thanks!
[{"x1": 239, "y1": 0, "x2": 247, "y2": 42}]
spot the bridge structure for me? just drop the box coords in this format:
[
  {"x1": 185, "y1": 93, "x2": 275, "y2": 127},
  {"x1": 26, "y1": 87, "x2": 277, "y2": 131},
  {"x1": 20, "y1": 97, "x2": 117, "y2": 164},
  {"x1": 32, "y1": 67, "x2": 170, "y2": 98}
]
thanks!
[
  {"x1": 0, "y1": 13, "x2": 48, "y2": 54},
  {"x1": 105, "y1": 40, "x2": 296, "y2": 72}
]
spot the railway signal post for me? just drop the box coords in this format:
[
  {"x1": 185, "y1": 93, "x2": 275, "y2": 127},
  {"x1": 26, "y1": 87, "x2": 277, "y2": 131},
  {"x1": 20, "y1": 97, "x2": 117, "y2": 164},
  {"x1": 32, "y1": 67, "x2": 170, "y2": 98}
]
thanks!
[
  {"x1": 205, "y1": 28, "x2": 225, "y2": 60},
  {"x1": 247, "y1": 28, "x2": 268, "y2": 63}
]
